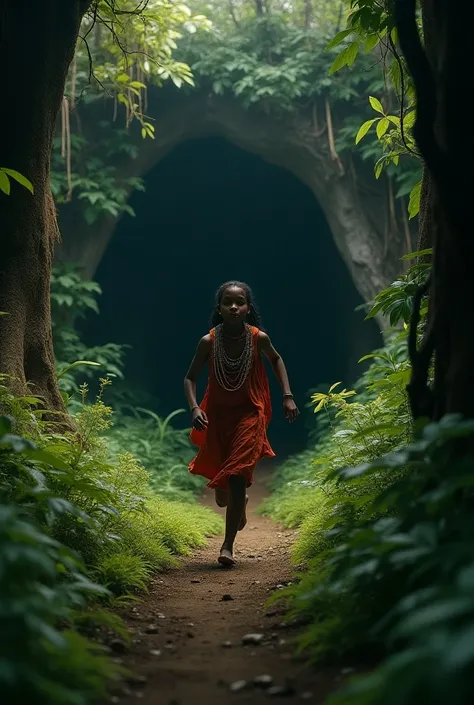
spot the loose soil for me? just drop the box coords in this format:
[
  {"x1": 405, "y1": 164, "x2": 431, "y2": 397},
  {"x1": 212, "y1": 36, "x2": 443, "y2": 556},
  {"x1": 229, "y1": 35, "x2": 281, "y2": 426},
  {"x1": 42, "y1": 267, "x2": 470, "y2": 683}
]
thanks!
[{"x1": 113, "y1": 467, "x2": 344, "y2": 704}]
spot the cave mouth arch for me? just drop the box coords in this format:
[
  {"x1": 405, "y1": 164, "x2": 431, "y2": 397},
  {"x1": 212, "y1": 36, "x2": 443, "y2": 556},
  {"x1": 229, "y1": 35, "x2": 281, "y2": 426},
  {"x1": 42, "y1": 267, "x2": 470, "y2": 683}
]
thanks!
[{"x1": 82, "y1": 136, "x2": 380, "y2": 457}]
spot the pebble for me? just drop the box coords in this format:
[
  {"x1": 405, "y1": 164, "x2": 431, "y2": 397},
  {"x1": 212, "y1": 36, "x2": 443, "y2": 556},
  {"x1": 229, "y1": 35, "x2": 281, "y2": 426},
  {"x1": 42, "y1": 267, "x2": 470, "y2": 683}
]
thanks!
[
  {"x1": 145, "y1": 624, "x2": 159, "y2": 634},
  {"x1": 149, "y1": 649, "x2": 162, "y2": 657},
  {"x1": 267, "y1": 684, "x2": 295, "y2": 697},
  {"x1": 265, "y1": 608, "x2": 281, "y2": 617},
  {"x1": 109, "y1": 638, "x2": 127, "y2": 654},
  {"x1": 242, "y1": 633, "x2": 264, "y2": 645},
  {"x1": 191, "y1": 579, "x2": 201, "y2": 584},
  {"x1": 301, "y1": 692, "x2": 314, "y2": 700},
  {"x1": 247, "y1": 553, "x2": 256, "y2": 558},
  {"x1": 253, "y1": 674, "x2": 273, "y2": 689},
  {"x1": 230, "y1": 680, "x2": 249, "y2": 693},
  {"x1": 221, "y1": 594, "x2": 233, "y2": 601},
  {"x1": 222, "y1": 641, "x2": 233, "y2": 648}
]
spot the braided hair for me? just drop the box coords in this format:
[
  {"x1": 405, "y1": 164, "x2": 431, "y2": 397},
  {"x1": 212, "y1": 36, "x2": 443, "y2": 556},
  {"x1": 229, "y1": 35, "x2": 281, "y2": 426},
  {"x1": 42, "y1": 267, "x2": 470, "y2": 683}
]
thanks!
[{"x1": 210, "y1": 280, "x2": 262, "y2": 329}]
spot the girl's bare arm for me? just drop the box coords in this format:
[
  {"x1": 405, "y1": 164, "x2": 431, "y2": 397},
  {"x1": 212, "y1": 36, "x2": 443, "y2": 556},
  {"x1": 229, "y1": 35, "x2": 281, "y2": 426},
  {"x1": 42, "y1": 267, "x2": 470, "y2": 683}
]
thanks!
[
  {"x1": 184, "y1": 335, "x2": 211, "y2": 429},
  {"x1": 258, "y1": 331, "x2": 299, "y2": 422}
]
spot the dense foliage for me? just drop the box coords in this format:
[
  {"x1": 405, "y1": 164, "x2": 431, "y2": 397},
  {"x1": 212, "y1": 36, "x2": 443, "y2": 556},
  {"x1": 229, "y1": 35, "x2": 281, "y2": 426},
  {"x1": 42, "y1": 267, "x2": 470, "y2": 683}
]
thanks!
[
  {"x1": 261, "y1": 3, "x2": 474, "y2": 703},
  {"x1": 52, "y1": 1, "x2": 210, "y2": 224},
  {"x1": 181, "y1": 0, "x2": 421, "y2": 210},
  {"x1": 261, "y1": 251, "x2": 474, "y2": 704},
  {"x1": 0, "y1": 264, "x2": 221, "y2": 704},
  {"x1": 53, "y1": 0, "x2": 421, "y2": 230}
]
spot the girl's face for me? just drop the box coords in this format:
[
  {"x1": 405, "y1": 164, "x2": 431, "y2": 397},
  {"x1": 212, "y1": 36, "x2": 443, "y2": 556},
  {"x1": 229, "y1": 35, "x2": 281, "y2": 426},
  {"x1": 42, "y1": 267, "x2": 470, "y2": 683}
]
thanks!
[{"x1": 219, "y1": 286, "x2": 249, "y2": 325}]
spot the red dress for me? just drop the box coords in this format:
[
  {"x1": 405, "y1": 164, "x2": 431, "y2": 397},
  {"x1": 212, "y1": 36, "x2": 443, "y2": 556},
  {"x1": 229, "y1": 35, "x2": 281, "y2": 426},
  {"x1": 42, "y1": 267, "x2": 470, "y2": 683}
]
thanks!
[{"x1": 189, "y1": 326, "x2": 275, "y2": 489}]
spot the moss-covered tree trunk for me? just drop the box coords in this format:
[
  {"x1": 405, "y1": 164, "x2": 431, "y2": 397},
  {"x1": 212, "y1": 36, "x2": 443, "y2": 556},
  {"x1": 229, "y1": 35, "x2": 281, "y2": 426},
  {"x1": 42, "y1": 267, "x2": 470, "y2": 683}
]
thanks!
[
  {"x1": 0, "y1": 0, "x2": 90, "y2": 410},
  {"x1": 398, "y1": 0, "x2": 474, "y2": 419}
]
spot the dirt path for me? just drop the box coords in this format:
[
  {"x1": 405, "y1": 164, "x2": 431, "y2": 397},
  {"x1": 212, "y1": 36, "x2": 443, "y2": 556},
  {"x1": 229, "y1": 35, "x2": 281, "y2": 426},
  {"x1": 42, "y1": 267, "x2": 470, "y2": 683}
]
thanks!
[{"x1": 113, "y1": 468, "x2": 340, "y2": 704}]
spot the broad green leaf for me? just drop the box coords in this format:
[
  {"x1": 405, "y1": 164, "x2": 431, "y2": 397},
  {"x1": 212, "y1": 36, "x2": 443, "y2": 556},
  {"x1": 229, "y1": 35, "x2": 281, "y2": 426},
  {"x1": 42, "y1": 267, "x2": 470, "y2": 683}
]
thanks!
[
  {"x1": 329, "y1": 42, "x2": 360, "y2": 75},
  {"x1": 374, "y1": 159, "x2": 384, "y2": 179},
  {"x1": 346, "y1": 40, "x2": 360, "y2": 67},
  {"x1": 355, "y1": 119, "x2": 376, "y2": 144},
  {"x1": 369, "y1": 95, "x2": 384, "y2": 114},
  {"x1": 408, "y1": 181, "x2": 421, "y2": 219},
  {"x1": 403, "y1": 110, "x2": 416, "y2": 129},
  {"x1": 325, "y1": 29, "x2": 352, "y2": 50},
  {"x1": 365, "y1": 34, "x2": 379, "y2": 52},
  {"x1": 0, "y1": 416, "x2": 13, "y2": 435},
  {"x1": 2, "y1": 168, "x2": 34, "y2": 194},
  {"x1": 376, "y1": 117, "x2": 390, "y2": 139},
  {"x1": 0, "y1": 170, "x2": 10, "y2": 195}
]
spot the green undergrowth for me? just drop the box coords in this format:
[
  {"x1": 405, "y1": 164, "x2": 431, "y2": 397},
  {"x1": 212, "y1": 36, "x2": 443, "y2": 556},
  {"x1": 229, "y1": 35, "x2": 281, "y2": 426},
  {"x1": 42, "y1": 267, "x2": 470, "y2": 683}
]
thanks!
[
  {"x1": 261, "y1": 255, "x2": 474, "y2": 704},
  {"x1": 261, "y1": 331, "x2": 412, "y2": 561},
  {"x1": 0, "y1": 376, "x2": 222, "y2": 704},
  {"x1": 106, "y1": 408, "x2": 203, "y2": 500}
]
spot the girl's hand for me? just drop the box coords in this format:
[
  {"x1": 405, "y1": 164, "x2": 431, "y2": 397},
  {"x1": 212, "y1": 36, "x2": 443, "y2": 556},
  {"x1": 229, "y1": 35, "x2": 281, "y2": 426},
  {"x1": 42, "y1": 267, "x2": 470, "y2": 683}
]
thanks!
[
  {"x1": 283, "y1": 397, "x2": 299, "y2": 423},
  {"x1": 192, "y1": 407, "x2": 208, "y2": 431}
]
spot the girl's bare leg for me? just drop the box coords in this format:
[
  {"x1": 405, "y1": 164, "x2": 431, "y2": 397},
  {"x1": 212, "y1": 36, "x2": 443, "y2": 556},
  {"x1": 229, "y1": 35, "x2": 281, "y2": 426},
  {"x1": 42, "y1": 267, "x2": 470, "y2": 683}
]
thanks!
[
  {"x1": 238, "y1": 495, "x2": 249, "y2": 531},
  {"x1": 218, "y1": 475, "x2": 246, "y2": 566},
  {"x1": 214, "y1": 488, "x2": 228, "y2": 507}
]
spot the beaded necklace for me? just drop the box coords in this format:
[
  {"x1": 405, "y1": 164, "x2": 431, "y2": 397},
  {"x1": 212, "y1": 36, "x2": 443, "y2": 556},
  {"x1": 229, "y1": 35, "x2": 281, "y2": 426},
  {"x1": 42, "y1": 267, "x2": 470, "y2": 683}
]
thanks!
[{"x1": 213, "y1": 323, "x2": 253, "y2": 391}]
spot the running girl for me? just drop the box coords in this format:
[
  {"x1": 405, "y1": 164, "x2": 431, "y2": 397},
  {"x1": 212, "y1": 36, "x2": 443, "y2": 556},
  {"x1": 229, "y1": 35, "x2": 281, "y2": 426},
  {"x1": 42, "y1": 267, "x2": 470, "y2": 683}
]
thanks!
[{"x1": 184, "y1": 281, "x2": 298, "y2": 567}]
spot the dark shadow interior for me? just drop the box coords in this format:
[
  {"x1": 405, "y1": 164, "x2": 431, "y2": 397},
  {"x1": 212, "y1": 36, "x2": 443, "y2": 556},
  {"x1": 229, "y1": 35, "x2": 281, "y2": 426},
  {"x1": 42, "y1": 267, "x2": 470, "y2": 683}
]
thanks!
[{"x1": 82, "y1": 137, "x2": 381, "y2": 457}]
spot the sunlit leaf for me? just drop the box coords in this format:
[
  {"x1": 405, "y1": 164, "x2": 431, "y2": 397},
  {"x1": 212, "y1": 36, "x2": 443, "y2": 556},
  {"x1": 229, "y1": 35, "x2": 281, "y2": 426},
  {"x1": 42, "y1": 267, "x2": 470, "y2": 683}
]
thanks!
[{"x1": 369, "y1": 95, "x2": 384, "y2": 114}]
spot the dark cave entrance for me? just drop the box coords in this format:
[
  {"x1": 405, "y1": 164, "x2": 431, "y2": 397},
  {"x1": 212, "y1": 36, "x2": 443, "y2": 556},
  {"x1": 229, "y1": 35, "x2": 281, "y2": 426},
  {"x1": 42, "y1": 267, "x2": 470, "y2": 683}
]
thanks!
[{"x1": 83, "y1": 137, "x2": 381, "y2": 457}]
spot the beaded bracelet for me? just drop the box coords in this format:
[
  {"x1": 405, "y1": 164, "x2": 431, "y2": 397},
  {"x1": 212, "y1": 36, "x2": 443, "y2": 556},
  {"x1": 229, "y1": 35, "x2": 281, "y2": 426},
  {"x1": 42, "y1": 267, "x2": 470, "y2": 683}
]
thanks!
[{"x1": 283, "y1": 393, "x2": 294, "y2": 399}]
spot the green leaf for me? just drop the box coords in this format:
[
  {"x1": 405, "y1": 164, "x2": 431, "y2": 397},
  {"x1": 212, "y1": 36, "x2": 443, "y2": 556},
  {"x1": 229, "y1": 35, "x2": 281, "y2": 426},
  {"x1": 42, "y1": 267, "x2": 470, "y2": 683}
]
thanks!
[
  {"x1": 355, "y1": 119, "x2": 376, "y2": 144},
  {"x1": 0, "y1": 170, "x2": 10, "y2": 195},
  {"x1": 23, "y1": 448, "x2": 71, "y2": 472},
  {"x1": 325, "y1": 29, "x2": 352, "y2": 50},
  {"x1": 2, "y1": 168, "x2": 34, "y2": 194},
  {"x1": 329, "y1": 42, "x2": 360, "y2": 75},
  {"x1": 346, "y1": 40, "x2": 360, "y2": 67},
  {"x1": 369, "y1": 96, "x2": 384, "y2": 114},
  {"x1": 365, "y1": 34, "x2": 379, "y2": 52},
  {"x1": 57, "y1": 360, "x2": 101, "y2": 380},
  {"x1": 0, "y1": 416, "x2": 13, "y2": 435},
  {"x1": 376, "y1": 117, "x2": 390, "y2": 139},
  {"x1": 374, "y1": 158, "x2": 384, "y2": 179},
  {"x1": 402, "y1": 110, "x2": 416, "y2": 129},
  {"x1": 401, "y1": 248, "x2": 432, "y2": 261},
  {"x1": 408, "y1": 181, "x2": 421, "y2": 219}
]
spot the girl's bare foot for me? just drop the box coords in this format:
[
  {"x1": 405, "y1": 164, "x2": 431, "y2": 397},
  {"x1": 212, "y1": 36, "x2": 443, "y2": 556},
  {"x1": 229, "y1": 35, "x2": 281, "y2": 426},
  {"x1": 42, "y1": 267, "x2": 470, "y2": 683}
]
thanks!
[
  {"x1": 215, "y1": 488, "x2": 228, "y2": 507},
  {"x1": 238, "y1": 495, "x2": 249, "y2": 531},
  {"x1": 218, "y1": 545, "x2": 236, "y2": 568}
]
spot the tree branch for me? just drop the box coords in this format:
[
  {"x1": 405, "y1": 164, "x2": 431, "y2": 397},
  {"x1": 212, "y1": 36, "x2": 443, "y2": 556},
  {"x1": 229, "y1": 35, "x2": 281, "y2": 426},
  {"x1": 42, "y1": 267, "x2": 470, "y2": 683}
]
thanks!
[
  {"x1": 394, "y1": 0, "x2": 446, "y2": 179},
  {"x1": 406, "y1": 273, "x2": 434, "y2": 420}
]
